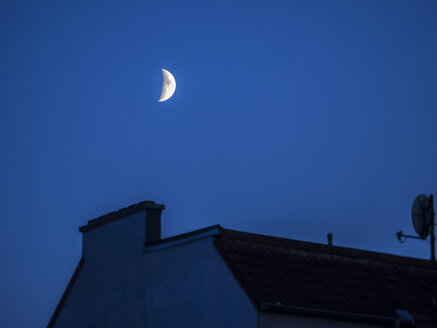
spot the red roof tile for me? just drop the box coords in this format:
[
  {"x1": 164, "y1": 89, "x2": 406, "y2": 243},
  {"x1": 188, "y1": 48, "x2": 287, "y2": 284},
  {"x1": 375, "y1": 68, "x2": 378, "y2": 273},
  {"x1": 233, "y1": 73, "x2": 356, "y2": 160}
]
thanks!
[{"x1": 214, "y1": 228, "x2": 437, "y2": 328}]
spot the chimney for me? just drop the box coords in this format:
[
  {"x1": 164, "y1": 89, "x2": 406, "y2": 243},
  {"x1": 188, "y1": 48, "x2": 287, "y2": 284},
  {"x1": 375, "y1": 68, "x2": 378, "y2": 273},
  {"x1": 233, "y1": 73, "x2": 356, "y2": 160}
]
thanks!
[
  {"x1": 79, "y1": 200, "x2": 166, "y2": 260},
  {"x1": 145, "y1": 202, "x2": 165, "y2": 245}
]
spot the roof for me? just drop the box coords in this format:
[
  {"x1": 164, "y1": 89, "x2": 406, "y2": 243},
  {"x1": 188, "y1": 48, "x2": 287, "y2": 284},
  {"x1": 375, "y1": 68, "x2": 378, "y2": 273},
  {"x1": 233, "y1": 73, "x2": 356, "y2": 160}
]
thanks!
[
  {"x1": 50, "y1": 200, "x2": 437, "y2": 328},
  {"x1": 214, "y1": 228, "x2": 437, "y2": 328}
]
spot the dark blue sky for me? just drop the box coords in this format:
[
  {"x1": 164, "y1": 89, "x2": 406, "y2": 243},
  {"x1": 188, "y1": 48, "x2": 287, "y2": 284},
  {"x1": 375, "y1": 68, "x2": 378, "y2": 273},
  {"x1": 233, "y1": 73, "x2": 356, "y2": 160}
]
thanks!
[{"x1": 1, "y1": 0, "x2": 437, "y2": 327}]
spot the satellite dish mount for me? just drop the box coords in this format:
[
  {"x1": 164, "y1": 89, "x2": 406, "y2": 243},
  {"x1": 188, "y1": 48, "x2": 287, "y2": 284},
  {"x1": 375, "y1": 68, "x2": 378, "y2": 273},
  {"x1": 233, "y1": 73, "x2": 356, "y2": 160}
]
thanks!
[{"x1": 397, "y1": 194, "x2": 435, "y2": 262}]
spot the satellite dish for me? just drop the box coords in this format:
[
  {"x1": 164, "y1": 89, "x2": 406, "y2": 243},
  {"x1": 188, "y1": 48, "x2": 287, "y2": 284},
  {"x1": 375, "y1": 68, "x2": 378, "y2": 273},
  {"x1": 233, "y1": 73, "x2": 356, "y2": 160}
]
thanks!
[
  {"x1": 398, "y1": 194, "x2": 435, "y2": 261},
  {"x1": 411, "y1": 194, "x2": 431, "y2": 239}
]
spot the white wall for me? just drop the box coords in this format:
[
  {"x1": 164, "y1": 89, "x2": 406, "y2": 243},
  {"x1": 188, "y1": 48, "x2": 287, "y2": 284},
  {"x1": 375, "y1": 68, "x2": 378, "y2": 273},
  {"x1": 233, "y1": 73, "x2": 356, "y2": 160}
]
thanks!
[
  {"x1": 258, "y1": 312, "x2": 387, "y2": 328},
  {"x1": 52, "y1": 212, "x2": 257, "y2": 328}
]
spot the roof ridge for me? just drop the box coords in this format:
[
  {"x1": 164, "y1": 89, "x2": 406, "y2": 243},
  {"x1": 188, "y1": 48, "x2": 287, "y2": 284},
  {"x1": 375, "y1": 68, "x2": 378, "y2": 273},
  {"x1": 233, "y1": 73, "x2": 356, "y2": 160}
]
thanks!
[{"x1": 219, "y1": 228, "x2": 437, "y2": 269}]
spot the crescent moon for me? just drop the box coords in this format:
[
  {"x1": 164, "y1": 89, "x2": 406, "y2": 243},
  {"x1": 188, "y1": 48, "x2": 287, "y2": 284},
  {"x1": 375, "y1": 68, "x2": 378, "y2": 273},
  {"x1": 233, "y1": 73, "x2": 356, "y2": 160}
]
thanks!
[{"x1": 159, "y1": 69, "x2": 176, "y2": 102}]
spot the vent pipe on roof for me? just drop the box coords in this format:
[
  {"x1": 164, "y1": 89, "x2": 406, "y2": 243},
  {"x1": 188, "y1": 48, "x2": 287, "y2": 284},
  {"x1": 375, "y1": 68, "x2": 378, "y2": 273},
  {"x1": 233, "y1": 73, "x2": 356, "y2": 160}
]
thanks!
[
  {"x1": 327, "y1": 233, "x2": 333, "y2": 246},
  {"x1": 145, "y1": 202, "x2": 165, "y2": 245}
]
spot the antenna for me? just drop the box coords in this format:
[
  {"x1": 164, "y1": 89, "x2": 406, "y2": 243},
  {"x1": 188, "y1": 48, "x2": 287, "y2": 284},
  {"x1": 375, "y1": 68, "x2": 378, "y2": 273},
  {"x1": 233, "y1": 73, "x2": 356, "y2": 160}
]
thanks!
[
  {"x1": 327, "y1": 233, "x2": 333, "y2": 246},
  {"x1": 397, "y1": 194, "x2": 435, "y2": 262}
]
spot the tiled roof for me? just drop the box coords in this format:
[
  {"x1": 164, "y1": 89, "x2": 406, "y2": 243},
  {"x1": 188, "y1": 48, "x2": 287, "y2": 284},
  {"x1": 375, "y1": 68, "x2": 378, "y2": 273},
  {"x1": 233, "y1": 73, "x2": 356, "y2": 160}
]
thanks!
[{"x1": 214, "y1": 229, "x2": 437, "y2": 328}]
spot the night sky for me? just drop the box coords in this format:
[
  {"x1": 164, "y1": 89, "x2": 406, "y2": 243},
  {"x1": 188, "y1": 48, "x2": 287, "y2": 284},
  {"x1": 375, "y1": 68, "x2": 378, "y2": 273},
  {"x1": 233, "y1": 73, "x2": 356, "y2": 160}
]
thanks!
[{"x1": 1, "y1": 1, "x2": 437, "y2": 327}]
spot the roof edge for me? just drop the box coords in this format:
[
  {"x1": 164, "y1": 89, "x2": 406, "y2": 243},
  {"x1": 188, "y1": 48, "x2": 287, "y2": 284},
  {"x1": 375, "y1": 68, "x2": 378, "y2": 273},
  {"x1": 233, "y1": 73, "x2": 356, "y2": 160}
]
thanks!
[
  {"x1": 144, "y1": 225, "x2": 222, "y2": 252},
  {"x1": 47, "y1": 257, "x2": 85, "y2": 328},
  {"x1": 79, "y1": 201, "x2": 165, "y2": 233},
  {"x1": 219, "y1": 228, "x2": 437, "y2": 269}
]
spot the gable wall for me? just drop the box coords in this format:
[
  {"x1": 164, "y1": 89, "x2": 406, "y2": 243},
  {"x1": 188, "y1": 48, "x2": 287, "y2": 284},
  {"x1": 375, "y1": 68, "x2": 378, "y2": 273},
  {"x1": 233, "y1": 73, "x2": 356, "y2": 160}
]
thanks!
[{"x1": 52, "y1": 214, "x2": 257, "y2": 328}]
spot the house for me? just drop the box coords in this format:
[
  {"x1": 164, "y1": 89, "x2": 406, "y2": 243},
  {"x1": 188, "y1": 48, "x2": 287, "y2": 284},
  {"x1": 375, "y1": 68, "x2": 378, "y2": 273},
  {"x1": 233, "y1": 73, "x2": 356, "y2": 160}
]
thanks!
[{"x1": 48, "y1": 201, "x2": 437, "y2": 328}]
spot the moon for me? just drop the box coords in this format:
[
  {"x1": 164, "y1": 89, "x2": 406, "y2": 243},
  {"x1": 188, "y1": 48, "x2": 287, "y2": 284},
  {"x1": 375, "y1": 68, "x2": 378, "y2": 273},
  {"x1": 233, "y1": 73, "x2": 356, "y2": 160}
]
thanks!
[{"x1": 159, "y1": 69, "x2": 176, "y2": 102}]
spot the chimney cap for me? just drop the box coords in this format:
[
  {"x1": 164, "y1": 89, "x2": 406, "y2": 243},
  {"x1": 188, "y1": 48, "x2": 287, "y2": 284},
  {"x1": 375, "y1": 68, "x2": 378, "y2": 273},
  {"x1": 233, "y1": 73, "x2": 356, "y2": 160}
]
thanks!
[{"x1": 79, "y1": 200, "x2": 165, "y2": 233}]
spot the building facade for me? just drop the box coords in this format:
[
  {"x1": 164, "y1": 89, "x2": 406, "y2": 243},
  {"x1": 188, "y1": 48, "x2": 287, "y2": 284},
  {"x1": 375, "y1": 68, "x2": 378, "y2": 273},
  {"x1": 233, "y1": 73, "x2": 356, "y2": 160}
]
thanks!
[{"x1": 48, "y1": 201, "x2": 437, "y2": 328}]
